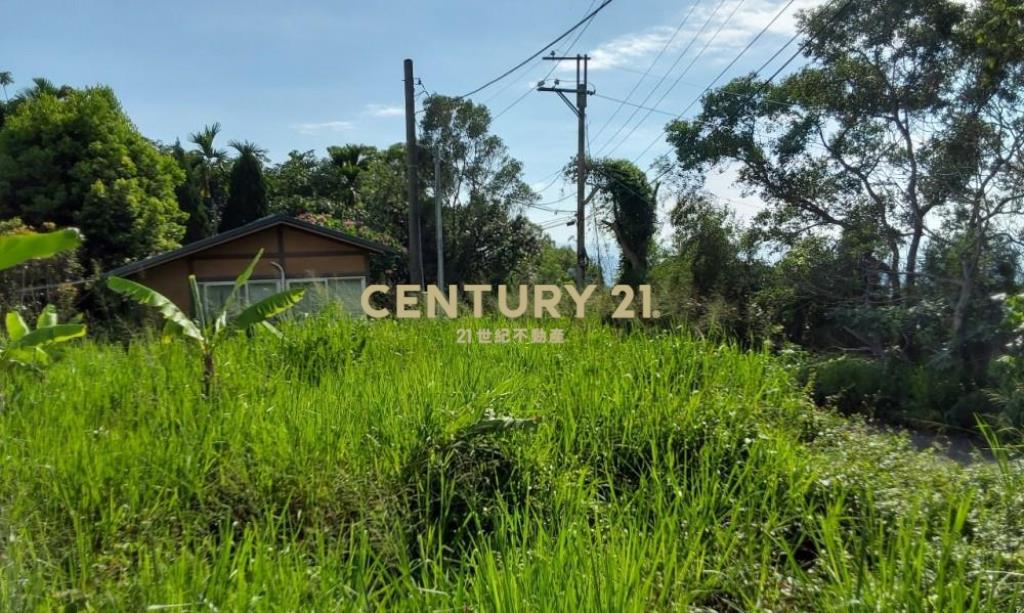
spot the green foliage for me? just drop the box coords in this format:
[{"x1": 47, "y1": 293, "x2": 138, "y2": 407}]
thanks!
[
  {"x1": 585, "y1": 158, "x2": 657, "y2": 285},
  {"x1": 106, "y1": 249, "x2": 303, "y2": 394},
  {"x1": 1, "y1": 317, "x2": 1022, "y2": 609},
  {"x1": 419, "y1": 95, "x2": 541, "y2": 285},
  {"x1": 662, "y1": 0, "x2": 1024, "y2": 376},
  {"x1": 0, "y1": 85, "x2": 186, "y2": 266},
  {"x1": 168, "y1": 140, "x2": 216, "y2": 243},
  {"x1": 0, "y1": 228, "x2": 86, "y2": 371},
  {"x1": 219, "y1": 141, "x2": 269, "y2": 231},
  {"x1": 186, "y1": 123, "x2": 229, "y2": 235},
  {"x1": 0, "y1": 227, "x2": 80, "y2": 271}
]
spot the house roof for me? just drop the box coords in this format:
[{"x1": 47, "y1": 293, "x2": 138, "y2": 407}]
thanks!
[{"x1": 107, "y1": 214, "x2": 393, "y2": 277}]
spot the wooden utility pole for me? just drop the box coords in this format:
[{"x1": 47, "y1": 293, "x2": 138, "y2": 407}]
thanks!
[
  {"x1": 538, "y1": 53, "x2": 591, "y2": 288},
  {"x1": 403, "y1": 58, "x2": 424, "y2": 288}
]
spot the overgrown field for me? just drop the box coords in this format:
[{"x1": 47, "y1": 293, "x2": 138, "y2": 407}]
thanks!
[{"x1": 1, "y1": 315, "x2": 1023, "y2": 610}]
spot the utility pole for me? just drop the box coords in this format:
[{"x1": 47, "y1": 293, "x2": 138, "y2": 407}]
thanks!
[
  {"x1": 433, "y1": 144, "x2": 445, "y2": 287},
  {"x1": 538, "y1": 53, "x2": 592, "y2": 288},
  {"x1": 403, "y1": 58, "x2": 424, "y2": 288}
]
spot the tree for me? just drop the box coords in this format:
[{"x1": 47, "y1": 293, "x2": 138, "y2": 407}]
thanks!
[
  {"x1": 0, "y1": 72, "x2": 11, "y2": 102},
  {"x1": 664, "y1": 0, "x2": 1024, "y2": 361},
  {"x1": 444, "y1": 200, "x2": 542, "y2": 285},
  {"x1": 326, "y1": 144, "x2": 375, "y2": 208},
  {"x1": 419, "y1": 95, "x2": 539, "y2": 285},
  {"x1": 584, "y1": 159, "x2": 658, "y2": 285},
  {"x1": 420, "y1": 95, "x2": 536, "y2": 210},
  {"x1": 0, "y1": 85, "x2": 186, "y2": 267},
  {"x1": 169, "y1": 141, "x2": 216, "y2": 243},
  {"x1": 188, "y1": 123, "x2": 228, "y2": 229},
  {"x1": 220, "y1": 141, "x2": 269, "y2": 231}
]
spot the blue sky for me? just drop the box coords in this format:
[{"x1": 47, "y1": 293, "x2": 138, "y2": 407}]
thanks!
[{"x1": 4, "y1": 0, "x2": 817, "y2": 250}]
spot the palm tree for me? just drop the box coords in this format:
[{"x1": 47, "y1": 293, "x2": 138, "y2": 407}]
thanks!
[
  {"x1": 188, "y1": 123, "x2": 227, "y2": 225},
  {"x1": 228, "y1": 140, "x2": 268, "y2": 161},
  {"x1": 22, "y1": 78, "x2": 59, "y2": 100},
  {"x1": 327, "y1": 144, "x2": 374, "y2": 207},
  {"x1": 220, "y1": 140, "x2": 270, "y2": 230},
  {"x1": 0, "y1": 72, "x2": 12, "y2": 102}
]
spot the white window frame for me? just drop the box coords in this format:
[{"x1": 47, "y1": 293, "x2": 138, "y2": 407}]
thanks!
[
  {"x1": 286, "y1": 275, "x2": 367, "y2": 314},
  {"x1": 198, "y1": 276, "x2": 366, "y2": 315},
  {"x1": 198, "y1": 279, "x2": 283, "y2": 313}
]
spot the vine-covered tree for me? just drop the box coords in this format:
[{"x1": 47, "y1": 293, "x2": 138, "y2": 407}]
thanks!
[{"x1": 584, "y1": 158, "x2": 657, "y2": 285}]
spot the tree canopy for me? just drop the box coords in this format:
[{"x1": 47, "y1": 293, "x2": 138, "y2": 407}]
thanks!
[{"x1": 0, "y1": 85, "x2": 185, "y2": 267}]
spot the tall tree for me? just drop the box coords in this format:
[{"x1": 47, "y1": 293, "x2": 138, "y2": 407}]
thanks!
[
  {"x1": 220, "y1": 141, "x2": 269, "y2": 231},
  {"x1": 584, "y1": 159, "x2": 658, "y2": 285},
  {"x1": 188, "y1": 123, "x2": 227, "y2": 229},
  {"x1": 169, "y1": 141, "x2": 216, "y2": 243},
  {"x1": 0, "y1": 85, "x2": 185, "y2": 267},
  {"x1": 667, "y1": 0, "x2": 967, "y2": 299},
  {"x1": 419, "y1": 95, "x2": 539, "y2": 285},
  {"x1": 0, "y1": 72, "x2": 11, "y2": 102},
  {"x1": 664, "y1": 0, "x2": 1024, "y2": 361}
]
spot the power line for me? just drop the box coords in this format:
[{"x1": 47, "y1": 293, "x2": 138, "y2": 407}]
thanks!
[
  {"x1": 594, "y1": 0, "x2": 735, "y2": 156},
  {"x1": 588, "y1": 0, "x2": 702, "y2": 146},
  {"x1": 456, "y1": 0, "x2": 616, "y2": 100},
  {"x1": 598, "y1": 0, "x2": 761, "y2": 158},
  {"x1": 646, "y1": 0, "x2": 857, "y2": 185},
  {"x1": 592, "y1": 92, "x2": 678, "y2": 116},
  {"x1": 629, "y1": 0, "x2": 799, "y2": 163},
  {"x1": 491, "y1": 0, "x2": 600, "y2": 121}
]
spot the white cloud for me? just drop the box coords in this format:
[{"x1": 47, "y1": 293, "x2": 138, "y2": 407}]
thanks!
[
  {"x1": 365, "y1": 103, "x2": 404, "y2": 118},
  {"x1": 589, "y1": 26, "x2": 680, "y2": 71},
  {"x1": 293, "y1": 120, "x2": 355, "y2": 135}
]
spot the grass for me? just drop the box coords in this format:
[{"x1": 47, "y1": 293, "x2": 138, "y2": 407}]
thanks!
[{"x1": 1, "y1": 312, "x2": 1022, "y2": 610}]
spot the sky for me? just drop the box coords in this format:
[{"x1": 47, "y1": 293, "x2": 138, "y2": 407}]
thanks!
[{"x1": 4, "y1": 0, "x2": 820, "y2": 257}]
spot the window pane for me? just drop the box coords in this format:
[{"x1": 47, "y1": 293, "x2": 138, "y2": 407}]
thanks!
[
  {"x1": 288, "y1": 279, "x2": 328, "y2": 315},
  {"x1": 247, "y1": 280, "x2": 279, "y2": 305},
  {"x1": 327, "y1": 278, "x2": 364, "y2": 313},
  {"x1": 203, "y1": 284, "x2": 234, "y2": 315},
  {"x1": 285, "y1": 278, "x2": 363, "y2": 315}
]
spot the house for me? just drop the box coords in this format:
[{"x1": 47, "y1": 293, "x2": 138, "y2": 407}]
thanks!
[{"x1": 107, "y1": 214, "x2": 390, "y2": 315}]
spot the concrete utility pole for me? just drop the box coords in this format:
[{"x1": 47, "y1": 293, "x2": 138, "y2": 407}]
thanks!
[
  {"x1": 538, "y1": 53, "x2": 592, "y2": 289},
  {"x1": 403, "y1": 58, "x2": 424, "y2": 288},
  {"x1": 433, "y1": 145, "x2": 445, "y2": 288}
]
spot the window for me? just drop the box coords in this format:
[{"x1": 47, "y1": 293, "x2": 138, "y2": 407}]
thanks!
[
  {"x1": 198, "y1": 276, "x2": 365, "y2": 317},
  {"x1": 200, "y1": 280, "x2": 281, "y2": 315},
  {"x1": 287, "y1": 277, "x2": 365, "y2": 315}
]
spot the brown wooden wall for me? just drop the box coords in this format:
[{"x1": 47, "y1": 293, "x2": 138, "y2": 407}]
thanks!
[{"x1": 128, "y1": 225, "x2": 371, "y2": 312}]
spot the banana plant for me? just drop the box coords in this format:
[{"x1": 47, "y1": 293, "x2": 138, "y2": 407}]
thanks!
[
  {"x1": 1, "y1": 305, "x2": 86, "y2": 371},
  {"x1": 106, "y1": 248, "x2": 304, "y2": 395},
  {"x1": 0, "y1": 228, "x2": 87, "y2": 372}
]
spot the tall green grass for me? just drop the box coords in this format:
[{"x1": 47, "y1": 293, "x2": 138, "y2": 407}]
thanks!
[{"x1": 1, "y1": 313, "x2": 1022, "y2": 610}]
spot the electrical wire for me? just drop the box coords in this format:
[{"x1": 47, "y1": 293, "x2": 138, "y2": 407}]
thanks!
[
  {"x1": 588, "y1": 0, "x2": 702, "y2": 146},
  {"x1": 593, "y1": 0, "x2": 735, "y2": 156},
  {"x1": 456, "y1": 0, "x2": 617, "y2": 100},
  {"x1": 627, "y1": 0, "x2": 799, "y2": 163},
  {"x1": 491, "y1": 0, "x2": 600, "y2": 121},
  {"x1": 592, "y1": 92, "x2": 678, "y2": 116},
  {"x1": 643, "y1": 0, "x2": 857, "y2": 180}
]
